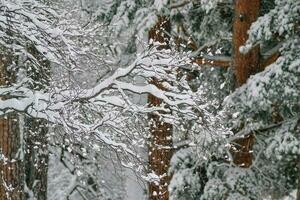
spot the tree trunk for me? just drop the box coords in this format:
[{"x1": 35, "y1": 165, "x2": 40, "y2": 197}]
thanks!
[
  {"x1": 24, "y1": 119, "x2": 49, "y2": 200},
  {"x1": 0, "y1": 55, "x2": 24, "y2": 200},
  {"x1": 148, "y1": 16, "x2": 173, "y2": 200},
  {"x1": 0, "y1": 46, "x2": 50, "y2": 200},
  {"x1": 23, "y1": 46, "x2": 50, "y2": 200},
  {"x1": 233, "y1": 0, "x2": 261, "y2": 86},
  {"x1": 231, "y1": 0, "x2": 261, "y2": 167}
]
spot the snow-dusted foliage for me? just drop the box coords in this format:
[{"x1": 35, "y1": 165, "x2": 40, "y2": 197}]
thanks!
[
  {"x1": 169, "y1": 148, "x2": 205, "y2": 200},
  {"x1": 169, "y1": 0, "x2": 300, "y2": 199},
  {"x1": 207, "y1": 0, "x2": 300, "y2": 199},
  {"x1": 242, "y1": 0, "x2": 300, "y2": 51},
  {"x1": 169, "y1": 0, "x2": 233, "y2": 53}
]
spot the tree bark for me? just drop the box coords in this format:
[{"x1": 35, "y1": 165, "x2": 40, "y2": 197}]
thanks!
[
  {"x1": 148, "y1": 16, "x2": 173, "y2": 200},
  {"x1": 0, "y1": 46, "x2": 50, "y2": 200},
  {"x1": 0, "y1": 54, "x2": 24, "y2": 200},
  {"x1": 23, "y1": 46, "x2": 50, "y2": 200},
  {"x1": 24, "y1": 119, "x2": 49, "y2": 200},
  {"x1": 233, "y1": 0, "x2": 261, "y2": 86},
  {"x1": 231, "y1": 0, "x2": 261, "y2": 167}
]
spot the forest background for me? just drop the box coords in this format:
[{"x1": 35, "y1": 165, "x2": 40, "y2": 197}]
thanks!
[{"x1": 0, "y1": 0, "x2": 299, "y2": 200}]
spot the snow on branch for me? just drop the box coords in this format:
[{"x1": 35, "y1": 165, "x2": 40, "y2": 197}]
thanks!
[{"x1": 0, "y1": 47, "x2": 198, "y2": 152}]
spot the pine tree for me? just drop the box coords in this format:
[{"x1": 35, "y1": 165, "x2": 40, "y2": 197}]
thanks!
[{"x1": 168, "y1": 0, "x2": 299, "y2": 199}]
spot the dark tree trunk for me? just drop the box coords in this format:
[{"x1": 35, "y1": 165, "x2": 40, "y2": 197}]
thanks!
[
  {"x1": 231, "y1": 0, "x2": 261, "y2": 168},
  {"x1": 24, "y1": 119, "x2": 49, "y2": 200},
  {"x1": 0, "y1": 55, "x2": 24, "y2": 200},
  {"x1": 148, "y1": 16, "x2": 173, "y2": 200},
  {"x1": 23, "y1": 46, "x2": 50, "y2": 200}
]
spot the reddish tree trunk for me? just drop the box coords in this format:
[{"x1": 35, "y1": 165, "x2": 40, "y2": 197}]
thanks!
[
  {"x1": 0, "y1": 55, "x2": 24, "y2": 200},
  {"x1": 233, "y1": 0, "x2": 261, "y2": 86},
  {"x1": 232, "y1": 0, "x2": 261, "y2": 167},
  {"x1": 148, "y1": 16, "x2": 173, "y2": 200}
]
